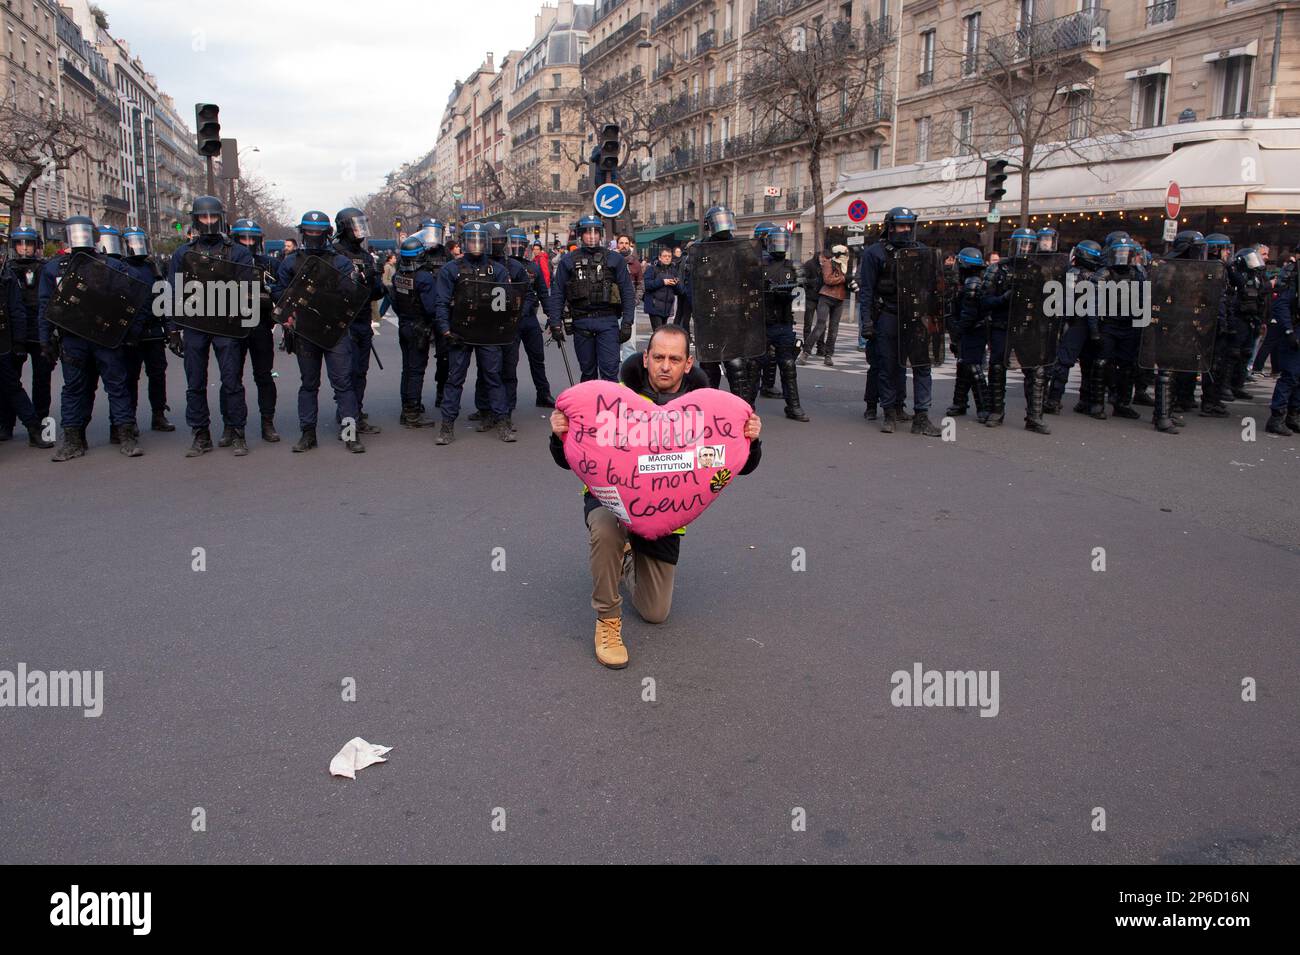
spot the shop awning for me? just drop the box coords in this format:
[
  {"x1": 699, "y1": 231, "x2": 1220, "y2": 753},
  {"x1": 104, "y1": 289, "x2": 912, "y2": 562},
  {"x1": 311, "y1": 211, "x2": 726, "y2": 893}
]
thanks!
[{"x1": 635, "y1": 223, "x2": 698, "y2": 245}]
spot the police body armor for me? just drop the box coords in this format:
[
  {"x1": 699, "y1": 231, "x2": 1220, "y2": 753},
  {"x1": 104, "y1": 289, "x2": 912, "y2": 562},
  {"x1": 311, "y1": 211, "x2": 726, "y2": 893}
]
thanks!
[
  {"x1": 451, "y1": 259, "x2": 523, "y2": 346},
  {"x1": 337, "y1": 245, "x2": 377, "y2": 322},
  {"x1": 565, "y1": 251, "x2": 621, "y2": 315},
  {"x1": 1235, "y1": 273, "x2": 1265, "y2": 329},
  {"x1": 762, "y1": 261, "x2": 799, "y2": 326},
  {"x1": 12, "y1": 259, "x2": 42, "y2": 340}
]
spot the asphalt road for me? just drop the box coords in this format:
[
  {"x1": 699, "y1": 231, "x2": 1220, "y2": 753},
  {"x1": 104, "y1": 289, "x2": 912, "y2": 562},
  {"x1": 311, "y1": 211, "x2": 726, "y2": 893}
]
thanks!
[{"x1": 1, "y1": 318, "x2": 1296, "y2": 864}]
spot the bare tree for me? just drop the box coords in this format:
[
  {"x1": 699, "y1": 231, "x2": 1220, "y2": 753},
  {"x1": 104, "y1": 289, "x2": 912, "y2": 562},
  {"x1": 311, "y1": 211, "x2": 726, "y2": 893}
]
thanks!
[
  {"x1": 937, "y1": 7, "x2": 1130, "y2": 224},
  {"x1": 0, "y1": 93, "x2": 116, "y2": 224},
  {"x1": 742, "y1": 16, "x2": 892, "y2": 245},
  {"x1": 560, "y1": 69, "x2": 664, "y2": 202}
]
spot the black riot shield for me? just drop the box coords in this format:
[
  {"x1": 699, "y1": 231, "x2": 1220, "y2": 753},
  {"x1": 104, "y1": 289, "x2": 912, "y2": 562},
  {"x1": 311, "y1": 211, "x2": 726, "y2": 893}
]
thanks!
[
  {"x1": 272, "y1": 254, "x2": 369, "y2": 350},
  {"x1": 1007, "y1": 253, "x2": 1069, "y2": 368},
  {"x1": 451, "y1": 276, "x2": 527, "y2": 346},
  {"x1": 896, "y1": 246, "x2": 944, "y2": 367},
  {"x1": 43, "y1": 252, "x2": 151, "y2": 349},
  {"x1": 1139, "y1": 259, "x2": 1225, "y2": 373},
  {"x1": 689, "y1": 238, "x2": 766, "y2": 362},
  {"x1": 173, "y1": 250, "x2": 257, "y2": 338}
]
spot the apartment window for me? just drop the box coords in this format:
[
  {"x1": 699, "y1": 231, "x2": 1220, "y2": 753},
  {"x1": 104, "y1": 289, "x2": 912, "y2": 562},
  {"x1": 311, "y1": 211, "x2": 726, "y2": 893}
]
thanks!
[
  {"x1": 552, "y1": 173, "x2": 560, "y2": 190},
  {"x1": 869, "y1": 145, "x2": 882, "y2": 170},
  {"x1": 955, "y1": 107, "x2": 973, "y2": 155},
  {"x1": 918, "y1": 30, "x2": 934, "y2": 86},
  {"x1": 1133, "y1": 73, "x2": 1167, "y2": 128},
  {"x1": 551, "y1": 106, "x2": 560, "y2": 128},
  {"x1": 1146, "y1": 1, "x2": 1176, "y2": 26},
  {"x1": 551, "y1": 139, "x2": 561, "y2": 155},
  {"x1": 722, "y1": 116, "x2": 730, "y2": 141},
  {"x1": 840, "y1": 3, "x2": 852, "y2": 22},
  {"x1": 962, "y1": 13, "x2": 980, "y2": 76},
  {"x1": 1215, "y1": 55, "x2": 1253, "y2": 119},
  {"x1": 1066, "y1": 90, "x2": 1091, "y2": 139},
  {"x1": 915, "y1": 116, "x2": 931, "y2": 162},
  {"x1": 552, "y1": 73, "x2": 562, "y2": 88}
]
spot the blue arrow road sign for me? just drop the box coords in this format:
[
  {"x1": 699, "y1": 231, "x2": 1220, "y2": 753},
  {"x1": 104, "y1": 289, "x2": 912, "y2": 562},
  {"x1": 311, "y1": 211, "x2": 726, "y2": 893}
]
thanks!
[{"x1": 593, "y1": 183, "x2": 627, "y2": 218}]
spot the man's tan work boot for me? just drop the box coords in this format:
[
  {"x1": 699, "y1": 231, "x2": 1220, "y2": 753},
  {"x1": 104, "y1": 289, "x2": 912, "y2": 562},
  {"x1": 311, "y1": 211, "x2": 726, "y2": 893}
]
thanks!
[{"x1": 594, "y1": 617, "x2": 628, "y2": 669}]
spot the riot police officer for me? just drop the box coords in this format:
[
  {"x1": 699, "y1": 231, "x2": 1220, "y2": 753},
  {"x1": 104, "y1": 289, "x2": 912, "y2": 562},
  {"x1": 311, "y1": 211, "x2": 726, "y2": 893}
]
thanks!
[
  {"x1": 0, "y1": 228, "x2": 54, "y2": 450},
  {"x1": 168, "y1": 195, "x2": 257, "y2": 457},
  {"x1": 470, "y1": 222, "x2": 539, "y2": 431},
  {"x1": 1036, "y1": 227, "x2": 1059, "y2": 254},
  {"x1": 1089, "y1": 237, "x2": 1146, "y2": 420},
  {"x1": 39, "y1": 217, "x2": 142, "y2": 460},
  {"x1": 976, "y1": 227, "x2": 1034, "y2": 428},
  {"x1": 0, "y1": 226, "x2": 51, "y2": 442},
  {"x1": 686, "y1": 205, "x2": 762, "y2": 406},
  {"x1": 1264, "y1": 251, "x2": 1300, "y2": 435},
  {"x1": 1222, "y1": 246, "x2": 1268, "y2": 407},
  {"x1": 333, "y1": 208, "x2": 385, "y2": 435},
  {"x1": 506, "y1": 226, "x2": 554, "y2": 409},
  {"x1": 547, "y1": 214, "x2": 633, "y2": 382},
  {"x1": 431, "y1": 221, "x2": 516, "y2": 445},
  {"x1": 945, "y1": 247, "x2": 989, "y2": 422},
  {"x1": 391, "y1": 234, "x2": 439, "y2": 428},
  {"x1": 1149, "y1": 230, "x2": 1211, "y2": 434},
  {"x1": 120, "y1": 227, "x2": 173, "y2": 434},
  {"x1": 752, "y1": 221, "x2": 780, "y2": 398},
  {"x1": 1045, "y1": 240, "x2": 1103, "y2": 416},
  {"x1": 857, "y1": 207, "x2": 940, "y2": 435},
  {"x1": 759, "y1": 227, "x2": 808, "y2": 421},
  {"x1": 231, "y1": 218, "x2": 281, "y2": 442},
  {"x1": 415, "y1": 219, "x2": 453, "y2": 410},
  {"x1": 275, "y1": 211, "x2": 366, "y2": 453}
]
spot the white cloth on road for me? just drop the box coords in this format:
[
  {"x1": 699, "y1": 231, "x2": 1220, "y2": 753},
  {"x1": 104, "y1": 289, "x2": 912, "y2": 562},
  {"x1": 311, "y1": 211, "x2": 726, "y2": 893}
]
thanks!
[{"x1": 329, "y1": 737, "x2": 392, "y2": 779}]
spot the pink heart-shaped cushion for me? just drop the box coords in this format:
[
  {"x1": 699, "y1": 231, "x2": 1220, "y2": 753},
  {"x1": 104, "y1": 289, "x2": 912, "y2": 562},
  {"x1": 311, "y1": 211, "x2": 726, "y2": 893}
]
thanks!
[{"x1": 556, "y1": 380, "x2": 753, "y2": 540}]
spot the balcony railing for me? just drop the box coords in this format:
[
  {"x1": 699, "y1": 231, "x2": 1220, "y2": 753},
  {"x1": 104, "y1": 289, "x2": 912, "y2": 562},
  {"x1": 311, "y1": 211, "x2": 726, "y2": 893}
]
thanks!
[
  {"x1": 763, "y1": 195, "x2": 778, "y2": 213},
  {"x1": 986, "y1": 9, "x2": 1108, "y2": 66},
  {"x1": 102, "y1": 193, "x2": 130, "y2": 212},
  {"x1": 961, "y1": 51, "x2": 979, "y2": 76},
  {"x1": 535, "y1": 191, "x2": 584, "y2": 207},
  {"x1": 651, "y1": 83, "x2": 736, "y2": 126},
  {"x1": 511, "y1": 126, "x2": 541, "y2": 148},
  {"x1": 917, "y1": 70, "x2": 933, "y2": 88},
  {"x1": 721, "y1": 27, "x2": 735, "y2": 46},
  {"x1": 696, "y1": 29, "x2": 716, "y2": 57},
  {"x1": 653, "y1": 55, "x2": 677, "y2": 81},
  {"x1": 749, "y1": 0, "x2": 818, "y2": 32},
  {"x1": 593, "y1": 66, "x2": 644, "y2": 102},
  {"x1": 1146, "y1": 1, "x2": 1176, "y2": 26},
  {"x1": 742, "y1": 195, "x2": 754, "y2": 215},
  {"x1": 506, "y1": 87, "x2": 570, "y2": 123},
  {"x1": 546, "y1": 121, "x2": 563, "y2": 132},
  {"x1": 591, "y1": 0, "x2": 627, "y2": 27},
  {"x1": 785, "y1": 192, "x2": 800, "y2": 211},
  {"x1": 864, "y1": 15, "x2": 893, "y2": 46},
  {"x1": 652, "y1": 0, "x2": 705, "y2": 35},
  {"x1": 581, "y1": 12, "x2": 646, "y2": 68}
]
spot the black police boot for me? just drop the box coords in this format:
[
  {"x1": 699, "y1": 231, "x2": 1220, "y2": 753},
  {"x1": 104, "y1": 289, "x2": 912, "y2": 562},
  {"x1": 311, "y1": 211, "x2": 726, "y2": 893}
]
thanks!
[
  {"x1": 468, "y1": 409, "x2": 485, "y2": 421},
  {"x1": 474, "y1": 413, "x2": 496, "y2": 432},
  {"x1": 863, "y1": 404, "x2": 877, "y2": 420},
  {"x1": 358, "y1": 413, "x2": 381, "y2": 435},
  {"x1": 1265, "y1": 413, "x2": 1292, "y2": 436},
  {"x1": 0, "y1": 423, "x2": 12, "y2": 441},
  {"x1": 186, "y1": 427, "x2": 214, "y2": 457},
  {"x1": 26, "y1": 423, "x2": 53, "y2": 449},
  {"x1": 292, "y1": 428, "x2": 318, "y2": 453},
  {"x1": 1286, "y1": 411, "x2": 1300, "y2": 434},
  {"x1": 1024, "y1": 369, "x2": 1051, "y2": 434},
  {"x1": 342, "y1": 434, "x2": 365, "y2": 453},
  {"x1": 985, "y1": 364, "x2": 1006, "y2": 427},
  {"x1": 261, "y1": 415, "x2": 280, "y2": 442},
  {"x1": 760, "y1": 357, "x2": 780, "y2": 398},
  {"x1": 879, "y1": 408, "x2": 897, "y2": 434},
  {"x1": 778, "y1": 358, "x2": 809, "y2": 421},
  {"x1": 1132, "y1": 382, "x2": 1155, "y2": 406},
  {"x1": 1200, "y1": 359, "x2": 1230, "y2": 416},
  {"x1": 51, "y1": 426, "x2": 86, "y2": 462},
  {"x1": 119, "y1": 422, "x2": 144, "y2": 457},
  {"x1": 1153, "y1": 371, "x2": 1180, "y2": 433},
  {"x1": 535, "y1": 394, "x2": 556, "y2": 408},
  {"x1": 1073, "y1": 362, "x2": 1093, "y2": 414},
  {"x1": 724, "y1": 357, "x2": 759, "y2": 407},
  {"x1": 217, "y1": 427, "x2": 234, "y2": 448},
  {"x1": 894, "y1": 406, "x2": 913, "y2": 423},
  {"x1": 911, "y1": 411, "x2": 941, "y2": 436},
  {"x1": 973, "y1": 366, "x2": 991, "y2": 424},
  {"x1": 435, "y1": 422, "x2": 455, "y2": 446},
  {"x1": 1088, "y1": 359, "x2": 1109, "y2": 419},
  {"x1": 152, "y1": 409, "x2": 175, "y2": 432},
  {"x1": 400, "y1": 403, "x2": 434, "y2": 428},
  {"x1": 1110, "y1": 366, "x2": 1140, "y2": 419},
  {"x1": 497, "y1": 418, "x2": 517, "y2": 442},
  {"x1": 946, "y1": 363, "x2": 972, "y2": 416},
  {"x1": 109, "y1": 424, "x2": 122, "y2": 445},
  {"x1": 230, "y1": 428, "x2": 249, "y2": 456}
]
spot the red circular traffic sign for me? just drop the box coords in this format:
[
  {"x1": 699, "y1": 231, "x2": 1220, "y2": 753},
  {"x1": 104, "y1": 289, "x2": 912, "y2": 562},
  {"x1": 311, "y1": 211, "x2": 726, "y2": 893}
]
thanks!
[
  {"x1": 1165, "y1": 182, "x2": 1181, "y2": 220},
  {"x1": 847, "y1": 199, "x2": 869, "y2": 223}
]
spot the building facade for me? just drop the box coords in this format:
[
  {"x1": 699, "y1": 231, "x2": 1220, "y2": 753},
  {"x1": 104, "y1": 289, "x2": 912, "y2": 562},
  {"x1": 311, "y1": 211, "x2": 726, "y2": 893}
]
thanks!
[{"x1": 1, "y1": 0, "x2": 66, "y2": 238}]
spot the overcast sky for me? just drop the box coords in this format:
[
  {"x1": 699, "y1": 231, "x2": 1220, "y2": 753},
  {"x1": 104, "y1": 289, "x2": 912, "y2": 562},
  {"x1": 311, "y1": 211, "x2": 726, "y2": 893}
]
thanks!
[{"x1": 97, "y1": 0, "x2": 551, "y2": 215}]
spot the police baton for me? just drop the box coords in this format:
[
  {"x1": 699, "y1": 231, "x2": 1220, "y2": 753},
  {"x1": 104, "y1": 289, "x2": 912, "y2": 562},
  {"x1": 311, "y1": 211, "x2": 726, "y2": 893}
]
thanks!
[
  {"x1": 553, "y1": 337, "x2": 576, "y2": 386},
  {"x1": 369, "y1": 340, "x2": 383, "y2": 371}
]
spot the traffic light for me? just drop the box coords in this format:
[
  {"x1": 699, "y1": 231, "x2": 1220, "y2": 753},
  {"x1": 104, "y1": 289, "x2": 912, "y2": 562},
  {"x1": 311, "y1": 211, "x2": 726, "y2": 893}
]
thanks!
[
  {"x1": 591, "y1": 123, "x2": 620, "y2": 188},
  {"x1": 394, "y1": 217, "x2": 402, "y2": 232},
  {"x1": 984, "y1": 159, "x2": 1009, "y2": 203},
  {"x1": 195, "y1": 103, "x2": 221, "y2": 157}
]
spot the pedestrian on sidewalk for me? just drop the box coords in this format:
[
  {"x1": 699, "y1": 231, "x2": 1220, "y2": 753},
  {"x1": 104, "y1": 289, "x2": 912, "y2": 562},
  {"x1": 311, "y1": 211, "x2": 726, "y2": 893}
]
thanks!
[{"x1": 801, "y1": 245, "x2": 849, "y2": 366}]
